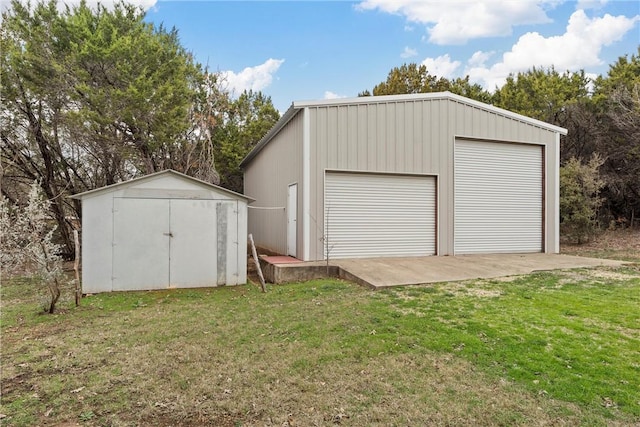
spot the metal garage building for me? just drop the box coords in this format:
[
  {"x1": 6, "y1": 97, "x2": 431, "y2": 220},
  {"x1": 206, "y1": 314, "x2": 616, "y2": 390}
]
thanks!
[
  {"x1": 72, "y1": 170, "x2": 250, "y2": 293},
  {"x1": 241, "y1": 92, "x2": 567, "y2": 261}
]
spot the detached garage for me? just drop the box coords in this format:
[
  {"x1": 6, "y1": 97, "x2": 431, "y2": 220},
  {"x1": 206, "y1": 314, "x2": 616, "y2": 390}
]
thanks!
[
  {"x1": 72, "y1": 170, "x2": 250, "y2": 293},
  {"x1": 241, "y1": 92, "x2": 567, "y2": 261}
]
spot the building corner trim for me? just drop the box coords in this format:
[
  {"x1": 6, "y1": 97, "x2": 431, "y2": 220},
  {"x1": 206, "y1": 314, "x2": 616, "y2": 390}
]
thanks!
[
  {"x1": 554, "y1": 133, "x2": 560, "y2": 253},
  {"x1": 302, "y1": 107, "x2": 311, "y2": 261}
]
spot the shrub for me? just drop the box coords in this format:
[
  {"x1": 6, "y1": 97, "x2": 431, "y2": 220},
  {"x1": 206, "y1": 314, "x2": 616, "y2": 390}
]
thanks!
[{"x1": 560, "y1": 155, "x2": 605, "y2": 243}]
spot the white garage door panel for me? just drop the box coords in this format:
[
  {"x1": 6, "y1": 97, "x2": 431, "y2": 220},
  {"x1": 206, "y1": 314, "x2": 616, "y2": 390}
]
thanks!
[
  {"x1": 325, "y1": 172, "x2": 436, "y2": 258},
  {"x1": 113, "y1": 198, "x2": 170, "y2": 291},
  {"x1": 455, "y1": 140, "x2": 543, "y2": 254}
]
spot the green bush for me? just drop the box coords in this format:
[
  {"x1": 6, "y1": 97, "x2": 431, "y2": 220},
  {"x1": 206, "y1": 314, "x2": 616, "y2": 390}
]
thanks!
[{"x1": 560, "y1": 155, "x2": 604, "y2": 243}]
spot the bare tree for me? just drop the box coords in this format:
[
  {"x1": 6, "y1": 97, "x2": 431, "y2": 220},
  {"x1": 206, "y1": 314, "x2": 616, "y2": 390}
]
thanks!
[{"x1": 0, "y1": 181, "x2": 70, "y2": 313}]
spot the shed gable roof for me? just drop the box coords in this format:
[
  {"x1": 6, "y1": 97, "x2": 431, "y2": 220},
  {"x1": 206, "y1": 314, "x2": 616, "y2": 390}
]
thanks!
[
  {"x1": 240, "y1": 91, "x2": 568, "y2": 168},
  {"x1": 70, "y1": 169, "x2": 253, "y2": 201}
]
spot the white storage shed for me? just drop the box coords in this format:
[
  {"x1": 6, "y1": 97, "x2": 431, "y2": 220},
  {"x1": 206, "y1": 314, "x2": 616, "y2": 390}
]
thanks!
[
  {"x1": 71, "y1": 170, "x2": 250, "y2": 293},
  {"x1": 241, "y1": 92, "x2": 568, "y2": 260}
]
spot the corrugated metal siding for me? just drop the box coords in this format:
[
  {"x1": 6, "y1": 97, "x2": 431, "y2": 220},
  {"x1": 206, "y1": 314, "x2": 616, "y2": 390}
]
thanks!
[
  {"x1": 309, "y1": 100, "x2": 451, "y2": 259},
  {"x1": 306, "y1": 98, "x2": 559, "y2": 259},
  {"x1": 243, "y1": 112, "x2": 304, "y2": 256},
  {"x1": 454, "y1": 140, "x2": 543, "y2": 254},
  {"x1": 241, "y1": 96, "x2": 561, "y2": 260},
  {"x1": 325, "y1": 172, "x2": 436, "y2": 258}
]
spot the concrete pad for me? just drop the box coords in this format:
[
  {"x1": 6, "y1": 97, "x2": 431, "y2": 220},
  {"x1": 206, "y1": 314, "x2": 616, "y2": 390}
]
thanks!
[
  {"x1": 332, "y1": 253, "x2": 627, "y2": 288},
  {"x1": 261, "y1": 255, "x2": 302, "y2": 264}
]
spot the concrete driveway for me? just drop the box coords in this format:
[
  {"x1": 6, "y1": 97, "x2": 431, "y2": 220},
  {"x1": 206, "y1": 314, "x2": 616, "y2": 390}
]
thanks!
[{"x1": 331, "y1": 253, "x2": 627, "y2": 289}]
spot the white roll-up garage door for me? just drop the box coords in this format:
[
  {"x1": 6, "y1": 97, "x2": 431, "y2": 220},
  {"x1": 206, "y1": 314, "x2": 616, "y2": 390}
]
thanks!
[
  {"x1": 325, "y1": 172, "x2": 436, "y2": 258},
  {"x1": 454, "y1": 140, "x2": 543, "y2": 254}
]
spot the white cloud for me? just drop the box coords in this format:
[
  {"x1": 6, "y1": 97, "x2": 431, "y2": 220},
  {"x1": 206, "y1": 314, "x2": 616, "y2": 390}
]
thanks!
[
  {"x1": 576, "y1": 0, "x2": 608, "y2": 10},
  {"x1": 421, "y1": 54, "x2": 461, "y2": 78},
  {"x1": 324, "y1": 91, "x2": 347, "y2": 100},
  {"x1": 400, "y1": 46, "x2": 418, "y2": 58},
  {"x1": 222, "y1": 58, "x2": 285, "y2": 95},
  {"x1": 357, "y1": 0, "x2": 553, "y2": 44},
  {"x1": 466, "y1": 10, "x2": 640, "y2": 89},
  {"x1": 468, "y1": 50, "x2": 494, "y2": 67}
]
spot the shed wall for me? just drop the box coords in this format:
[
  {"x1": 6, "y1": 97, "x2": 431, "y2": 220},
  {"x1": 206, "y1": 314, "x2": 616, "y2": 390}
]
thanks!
[
  {"x1": 307, "y1": 98, "x2": 559, "y2": 260},
  {"x1": 244, "y1": 112, "x2": 304, "y2": 256},
  {"x1": 81, "y1": 191, "x2": 114, "y2": 293}
]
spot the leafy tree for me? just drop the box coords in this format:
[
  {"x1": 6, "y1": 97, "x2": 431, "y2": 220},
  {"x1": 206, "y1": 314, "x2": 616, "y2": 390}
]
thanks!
[
  {"x1": 0, "y1": 0, "x2": 206, "y2": 254},
  {"x1": 492, "y1": 66, "x2": 590, "y2": 124},
  {"x1": 491, "y1": 67, "x2": 597, "y2": 165},
  {"x1": 0, "y1": 182, "x2": 69, "y2": 313},
  {"x1": 593, "y1": 47, "x2": 640, "y2": 102},
  {"x1": 560, "y1": 156, "x2": 605, "y2": 243},
  {"x1": 213, "y1": 90, "x2": 280, "y2": 193},
  {"x1": 593, "y1": 48, "x2": 640, "y2": 227},
  {"x1": 448, "y1": 76, "x2": 493, "y2": 104},
  {"x1": 361, "y1": 63, "x2": 491, "y2": 102}
]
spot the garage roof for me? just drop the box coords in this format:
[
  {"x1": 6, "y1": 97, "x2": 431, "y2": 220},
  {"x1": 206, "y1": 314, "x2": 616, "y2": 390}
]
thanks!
[
  {"x1": 240, "y1": 91, "x2": 568, "y2": 168},
  {"x1": 71, "y1": 169, "x2": 254, "y2": 201}
]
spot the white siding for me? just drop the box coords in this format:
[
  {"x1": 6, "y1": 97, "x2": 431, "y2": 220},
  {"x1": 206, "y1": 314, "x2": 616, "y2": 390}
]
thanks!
[
  {"x1": 325, "y1": 172, "x2": 436, "y2": 258},
  {"x1": 454, "y1": 140, "x2": 543, "y2": 254}
]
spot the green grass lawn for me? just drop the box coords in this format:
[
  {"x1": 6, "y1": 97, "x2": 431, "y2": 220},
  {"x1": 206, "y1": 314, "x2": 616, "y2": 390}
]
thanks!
[{"x1": 1, "y1": 265, "x2": 639, "y2": 426}]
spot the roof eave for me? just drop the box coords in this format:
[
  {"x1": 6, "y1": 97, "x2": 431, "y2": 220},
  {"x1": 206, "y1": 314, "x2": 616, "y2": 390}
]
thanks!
[
  {"x1": 294, "y1": 92, "x2": 568, "y2": 135},
  {"x1": 70, "y1": 169, "x2": 255, "y2": 202},
  {"x1": 239, "y1": 92, "x2": 568, "y2": 170}
]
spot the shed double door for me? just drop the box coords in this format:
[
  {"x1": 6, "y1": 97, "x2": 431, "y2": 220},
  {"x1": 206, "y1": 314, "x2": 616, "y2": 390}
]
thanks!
[{"x1": 112, "y1": 198, "x2": 236, "y2": 291}]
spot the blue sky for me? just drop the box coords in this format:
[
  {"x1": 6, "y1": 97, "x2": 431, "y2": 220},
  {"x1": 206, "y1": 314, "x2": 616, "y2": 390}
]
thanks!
[
  {"x1": 140, "y1": 1, "x2": 639, "y2": 111},
  {"x1": 4, "y1": 0, "x2": 637, "y2": 111}
]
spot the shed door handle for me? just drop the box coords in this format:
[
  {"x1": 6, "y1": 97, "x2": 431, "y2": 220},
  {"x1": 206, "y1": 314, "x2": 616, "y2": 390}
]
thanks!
[{"x1": 163, "y1": 232, "x2": 173, "y2": 237}]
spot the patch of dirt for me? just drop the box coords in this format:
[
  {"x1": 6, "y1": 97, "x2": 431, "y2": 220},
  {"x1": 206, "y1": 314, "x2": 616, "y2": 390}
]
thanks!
[
  {"x1": 446, "y1": 282, "x2": 502, "y2": 298},
  {"x1": 0, "y1": 372, "x2": 35, "y2": 396},
  {"x1": 465, "y1": 288, "x2": 502, "y2": 297},
  {"x1": 492, "y1": 275, "x2": 524, "y2": 283},
  {"x1": 589, "y1": 269, "x2": 638, "y2": 281},
  {"x1": 582, "y1": 319, "x2": 640, "y2": 340},
  {"x1": 143, "y1": 412, "x2": 246, "y2": 427}
]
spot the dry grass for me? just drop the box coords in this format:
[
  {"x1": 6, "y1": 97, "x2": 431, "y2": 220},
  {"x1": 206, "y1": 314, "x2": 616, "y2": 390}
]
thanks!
[
  {"x1": 562, "y1": 227, "x2": 640, "y2": 262},
  {"x1": 2, "y1": 229, "x2": 639, "y2": 426},
  {"x1": 2, "y1": 269, "x2": 639, "y2": 426}
]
